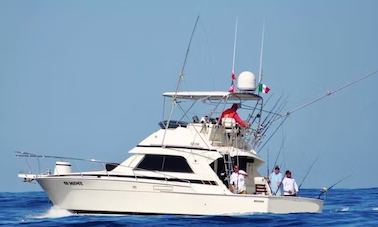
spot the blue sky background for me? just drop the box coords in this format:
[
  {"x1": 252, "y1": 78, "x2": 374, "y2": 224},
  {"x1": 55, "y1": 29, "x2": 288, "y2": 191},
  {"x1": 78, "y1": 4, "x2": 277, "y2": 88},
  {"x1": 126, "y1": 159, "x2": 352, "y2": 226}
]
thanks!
[{"x1": 1, "y1": 0, "x2": 377, "y2": 192}]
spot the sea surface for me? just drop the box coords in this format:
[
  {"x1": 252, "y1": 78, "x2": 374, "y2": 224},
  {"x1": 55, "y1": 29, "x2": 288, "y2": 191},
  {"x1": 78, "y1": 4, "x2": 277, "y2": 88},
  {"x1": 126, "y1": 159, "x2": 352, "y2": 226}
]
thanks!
[{"x1": 0, "y1": 188, "x2": 377, "y2": 226}]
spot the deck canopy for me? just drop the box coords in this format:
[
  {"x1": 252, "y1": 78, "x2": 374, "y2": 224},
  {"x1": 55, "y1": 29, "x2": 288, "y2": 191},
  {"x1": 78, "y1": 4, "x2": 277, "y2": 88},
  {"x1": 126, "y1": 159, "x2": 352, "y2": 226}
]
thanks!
[{"x1": 163, "y1": 91, "x2": 262, "y2": 101}]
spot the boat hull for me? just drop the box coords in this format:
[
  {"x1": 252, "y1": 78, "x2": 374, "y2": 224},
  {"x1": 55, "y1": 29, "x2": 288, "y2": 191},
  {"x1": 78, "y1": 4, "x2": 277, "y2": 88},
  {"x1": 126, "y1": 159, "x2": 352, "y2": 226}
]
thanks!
[{"x1": 37, "y1": 177, "x2": 323, "y2": 215}]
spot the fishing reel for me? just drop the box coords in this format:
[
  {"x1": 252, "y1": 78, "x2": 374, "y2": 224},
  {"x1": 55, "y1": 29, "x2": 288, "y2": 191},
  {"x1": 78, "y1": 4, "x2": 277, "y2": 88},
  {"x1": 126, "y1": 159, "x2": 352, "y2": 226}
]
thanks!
[{"x1": 317, "y1": 187, "x2": 329, "y2": 199}]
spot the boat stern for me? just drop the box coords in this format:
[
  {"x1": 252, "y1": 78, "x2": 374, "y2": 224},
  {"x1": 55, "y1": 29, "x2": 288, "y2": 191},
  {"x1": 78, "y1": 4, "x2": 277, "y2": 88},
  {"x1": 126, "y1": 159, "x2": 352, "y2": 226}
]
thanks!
[{"x1": 267, "y1": 196, "x2": 323, "y2": 213}]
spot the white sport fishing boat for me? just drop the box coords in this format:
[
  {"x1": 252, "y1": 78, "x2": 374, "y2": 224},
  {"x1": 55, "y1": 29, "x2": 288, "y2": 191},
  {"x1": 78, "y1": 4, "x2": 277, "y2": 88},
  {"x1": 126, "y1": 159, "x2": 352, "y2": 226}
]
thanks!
[
  {"x1": 17, "y1": 77, "x2": 323, "y2": 215},
  {"x1": 17, "y1": 18, "x2": 324, "y2": 215}
]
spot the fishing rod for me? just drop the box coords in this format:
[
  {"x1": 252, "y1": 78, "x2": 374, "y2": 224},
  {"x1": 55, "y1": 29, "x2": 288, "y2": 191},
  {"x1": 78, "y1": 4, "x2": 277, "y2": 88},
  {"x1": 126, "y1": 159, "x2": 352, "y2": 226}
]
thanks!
[
  {"x1": 258, "y1": 97, "x2": 286, "y2": 138},
  {"x1": 262, "y1": 94, "x2": 273, "y2": 110},
  {"x1": 253, "y1": 100, "x2": 287, "y2": 149},
  {"x1": 247, "y1": 102, "x2": 260, "y2": 126},
  {"x1": 273, "y1": 157, "x2": 290, "y2": 196},
  {"x1": 260, "y1": 95, "x2": 283, "y2": 127},
  {"x1": 247, "y1": 93, "x2": 273, "y2": 124},
  {"x1": 298, "y1": 156, "x2": 319, "y2": 190},
  {"x1": 317, "y1": 175, "x2": 351, "y2": 199},
  {"x1": 251, "y1": 97, "x2": 285, "y2": 147},
  {"x1": 243, "y1": 96, "x2": 283, "y2": 118},
  {"x1": 244, "y1": 95, "x2": 283, "y2": 128},
  {"x1": 257, "y1": 114, "x2": 288, "y2": 152},
  {"x1": 259, "y1": 99, "x2": 287, "y2": 138},
  {"x1": 247, "y1": 100, "x2": 278, "y2": 126},
  {"x1": 269, "y1": 134, "x2": 286, "y2": 195},
  {"x1": 272, "y1": 131, "x2": 285, "y2": 169},
  {"x1": 274, "y1": 171, "x2": 285, "y2": 196},
  {"x1": 266, "y1": 149, "x2": 270, "y2": 176}
]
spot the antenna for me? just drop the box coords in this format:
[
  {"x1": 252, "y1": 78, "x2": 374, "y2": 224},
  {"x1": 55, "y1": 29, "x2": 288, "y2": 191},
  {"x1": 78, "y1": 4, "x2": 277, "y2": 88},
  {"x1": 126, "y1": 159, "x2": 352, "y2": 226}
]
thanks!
[
  {"x1": 259, "y1": 21, "x2": 265, "y2": 83},
  {"x1": 258, "y1": 21, "x2": 265, "y2": 85},
  {"x1": 232, "y1": 17, "x2": 238, "y2": 78},
  {"x1": 229, "y1": 17, "x2": 238, "y2": 93}
]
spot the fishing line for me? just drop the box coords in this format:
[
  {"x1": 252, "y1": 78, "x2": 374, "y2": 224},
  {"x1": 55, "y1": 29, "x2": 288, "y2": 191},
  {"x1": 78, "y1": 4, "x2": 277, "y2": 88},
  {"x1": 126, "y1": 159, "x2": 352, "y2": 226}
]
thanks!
[{"x1": 298, "y1": 156, "x2": 319, "y2": 190}]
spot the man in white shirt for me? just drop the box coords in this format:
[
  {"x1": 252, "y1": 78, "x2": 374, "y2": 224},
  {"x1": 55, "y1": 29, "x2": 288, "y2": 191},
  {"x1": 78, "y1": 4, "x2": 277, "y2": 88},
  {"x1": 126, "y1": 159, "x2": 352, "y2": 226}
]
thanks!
[
  {"x1": 229, "y1": 165, "x2": 247, "y2": 194},
  {"x1": 269, "y1": 165, "x2": 283, "y2": 196},
  {"x1": 282, "y1": 170, "x2": 299, "y2": 196}
]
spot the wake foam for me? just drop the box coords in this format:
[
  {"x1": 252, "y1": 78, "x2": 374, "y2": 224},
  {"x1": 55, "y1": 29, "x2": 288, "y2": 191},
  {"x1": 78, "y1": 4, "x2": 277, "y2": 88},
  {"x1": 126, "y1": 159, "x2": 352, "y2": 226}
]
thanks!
[
  {"x1": 373, "y1": 207, "x2": 378, "y2": 211},
  {"x1": 338, "y1": 207, "x2": 350, "y2": 212},
  {"x1": 34, "y1": 206, "x2": 72, "y2": 219}
]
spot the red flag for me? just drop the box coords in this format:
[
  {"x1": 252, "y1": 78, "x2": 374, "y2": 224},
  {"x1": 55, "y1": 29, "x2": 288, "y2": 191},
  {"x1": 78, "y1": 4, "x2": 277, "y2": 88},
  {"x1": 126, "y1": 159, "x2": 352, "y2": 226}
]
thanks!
[
  {"x1": 228, "y1": 84, "x2": 236, "y2": 93},
  {"x1": 231, "y1": 72, "x2": 236, "y2": 80}
]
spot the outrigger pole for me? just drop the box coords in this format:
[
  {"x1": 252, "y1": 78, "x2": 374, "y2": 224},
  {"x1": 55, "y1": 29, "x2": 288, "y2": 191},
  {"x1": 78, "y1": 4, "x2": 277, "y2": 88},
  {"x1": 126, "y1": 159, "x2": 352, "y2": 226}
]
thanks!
[
  {"x1": 284, "y1": 69, "x2": 378, "y2": 116},
  {"x1": 162, "y1": 15, "x2": 200, "y2": 146},
  {"x1": 15, "y1": 151, "x2": 194, "y2": 183},
  {"x1": 257, "y1": 69, "x2": 378, "y2": 153},
  {"x1": 15, "y1": 151, "x2": 106, "y2": 165}
]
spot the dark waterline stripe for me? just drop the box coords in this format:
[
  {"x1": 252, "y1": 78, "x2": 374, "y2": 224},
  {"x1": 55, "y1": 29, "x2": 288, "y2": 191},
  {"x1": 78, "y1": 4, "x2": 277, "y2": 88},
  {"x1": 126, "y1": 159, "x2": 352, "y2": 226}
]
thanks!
[{"x1": 70, "y1": 209, "x2": 201, "y2": 216}]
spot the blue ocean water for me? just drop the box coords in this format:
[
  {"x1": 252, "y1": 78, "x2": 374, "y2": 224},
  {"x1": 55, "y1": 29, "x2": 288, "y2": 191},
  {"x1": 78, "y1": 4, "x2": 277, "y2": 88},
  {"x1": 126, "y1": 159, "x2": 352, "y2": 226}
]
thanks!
[{"x1": 0, "y1": 188, "x2": 377, "y2": 226}]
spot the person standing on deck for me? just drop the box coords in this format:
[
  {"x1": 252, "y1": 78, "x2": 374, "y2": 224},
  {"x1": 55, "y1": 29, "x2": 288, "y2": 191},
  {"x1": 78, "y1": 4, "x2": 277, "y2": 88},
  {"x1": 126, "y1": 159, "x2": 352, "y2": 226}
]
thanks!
[
  {"x1": 269, "y1": 165, "x2": 283, "y2": 196},
  {"x1": 282, "y1": 170, "x2": 299, "y2": 196},
  {"x1": 229, "y1": 165, "x2": 247, "y2": 194},
  {"x1": 220, "y1": 103, "x2": 248, "y2": 128}
]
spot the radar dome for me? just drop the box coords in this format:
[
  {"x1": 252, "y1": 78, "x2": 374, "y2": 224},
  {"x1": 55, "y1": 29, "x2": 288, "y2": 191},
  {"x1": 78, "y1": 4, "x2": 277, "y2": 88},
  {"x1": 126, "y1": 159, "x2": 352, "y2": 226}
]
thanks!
[{"x1": 237, "y1": 71, "x2": 256, "y2": 91}]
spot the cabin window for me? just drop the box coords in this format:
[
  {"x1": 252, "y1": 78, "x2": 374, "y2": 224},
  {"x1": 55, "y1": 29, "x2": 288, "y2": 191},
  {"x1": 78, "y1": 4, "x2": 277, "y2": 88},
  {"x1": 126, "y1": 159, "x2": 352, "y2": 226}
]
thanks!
[
  {"x1": 136, "y1": 154, "x2": 193, "y2": 173},
  {"x1": 136, "y1": 155, "x2": 163, "y2": 171}
]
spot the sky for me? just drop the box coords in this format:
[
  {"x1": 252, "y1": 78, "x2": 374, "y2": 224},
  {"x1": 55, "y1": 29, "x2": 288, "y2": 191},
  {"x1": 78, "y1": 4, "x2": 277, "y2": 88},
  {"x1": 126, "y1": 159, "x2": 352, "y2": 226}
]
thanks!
[{"x1": 1, "y1": 0, "x2": 378, "y2": 192}]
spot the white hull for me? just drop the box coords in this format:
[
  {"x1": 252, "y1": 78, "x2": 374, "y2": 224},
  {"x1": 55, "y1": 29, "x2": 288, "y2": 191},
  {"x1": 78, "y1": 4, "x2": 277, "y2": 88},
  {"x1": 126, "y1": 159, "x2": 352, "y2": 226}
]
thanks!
[{"x1": 37, "y1": 177, "x2": 323, "y2": 215}]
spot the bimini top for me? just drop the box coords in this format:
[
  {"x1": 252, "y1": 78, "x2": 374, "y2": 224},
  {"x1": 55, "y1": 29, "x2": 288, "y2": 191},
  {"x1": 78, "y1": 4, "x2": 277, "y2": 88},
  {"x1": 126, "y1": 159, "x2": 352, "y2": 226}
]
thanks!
[{"x1": 163, "y1": 91, "x2": 262, "y2": 101}]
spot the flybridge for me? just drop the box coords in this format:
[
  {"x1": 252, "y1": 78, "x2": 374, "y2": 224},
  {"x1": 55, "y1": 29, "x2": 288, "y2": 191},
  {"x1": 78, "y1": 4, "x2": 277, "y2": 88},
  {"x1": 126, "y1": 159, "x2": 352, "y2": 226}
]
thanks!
[{"x1": 163, "y1": 91, "x2": 262, "y2": 101}]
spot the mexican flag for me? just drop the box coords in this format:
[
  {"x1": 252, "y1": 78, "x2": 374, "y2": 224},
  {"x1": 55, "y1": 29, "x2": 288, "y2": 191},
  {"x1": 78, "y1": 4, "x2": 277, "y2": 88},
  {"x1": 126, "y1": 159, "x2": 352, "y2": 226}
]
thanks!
[{"x1": 258, "y1": 83, "x2": 270, "y2": 94}]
